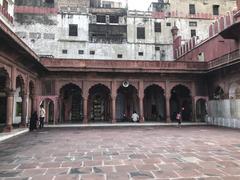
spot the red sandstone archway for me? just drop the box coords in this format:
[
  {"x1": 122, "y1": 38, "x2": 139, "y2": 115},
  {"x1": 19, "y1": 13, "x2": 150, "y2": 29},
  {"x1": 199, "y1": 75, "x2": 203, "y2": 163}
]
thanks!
[
  {"x1": 88, "y1": 84, "x2": 111, "y2": 122},
  {"x1": 15, "y1": 75, "x2": 25, "y2": 125},
  {"x1": 116, "y1": 85, "x2": 139, "y2": 122},
  {"x1": 59, "y1": 83, "x2": 83, "y2": 123},
  {"x1": 40, "y1": 98, "x2": 54, "y2": 124},
  {"x1": 0, "y1": 68, "x2": 10, "y2": 128},
  {"x1": 144, "y1": 84, "x2": 166, "y2": 122},
  {"x1": 229, "y1": 83, "x2": 240, "y2": 99},
  {"x1": 170, "y1": 84, "x2": 192, "y2": 122}
]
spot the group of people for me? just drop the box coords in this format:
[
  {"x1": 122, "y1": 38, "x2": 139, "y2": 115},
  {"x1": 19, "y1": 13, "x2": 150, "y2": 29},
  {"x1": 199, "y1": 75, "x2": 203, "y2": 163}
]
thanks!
[
  {"x1": 29, "y1": 105, "x2": 45, "y2": 131},
  {"x1": 130, "y1": 107, "x2": 185, "y2": 127}
]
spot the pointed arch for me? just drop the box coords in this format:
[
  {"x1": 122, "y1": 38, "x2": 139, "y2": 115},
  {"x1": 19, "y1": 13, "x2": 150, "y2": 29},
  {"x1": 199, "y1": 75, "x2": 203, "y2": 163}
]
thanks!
[
  {"x1": 144, "y1": 84, "x2": 166, "y2": 122},
  {"x1": 88, "y1": 84, "x2": 111, "y2": 122},
  {"x1": 116, "y1": 84, "x2": 139, "y2": 122},
  {"x1": 59, "y1": 83, "x2": 83, "y2": 123},
  {"x1": 170, "y1": 84, "x2": 192, "y2": 122}
]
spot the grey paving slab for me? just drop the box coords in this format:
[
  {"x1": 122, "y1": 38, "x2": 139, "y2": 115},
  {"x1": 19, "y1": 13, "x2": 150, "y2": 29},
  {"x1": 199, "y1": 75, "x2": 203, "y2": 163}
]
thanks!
[{"x1": 0, "y1": 126, "x2": 239, "y2": 180}]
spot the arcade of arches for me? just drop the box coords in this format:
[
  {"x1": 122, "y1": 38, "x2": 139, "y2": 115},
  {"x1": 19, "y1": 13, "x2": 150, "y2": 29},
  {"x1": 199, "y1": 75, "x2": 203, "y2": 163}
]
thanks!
[{"x1": 36, "y1": 80, "x2": 208, "y2": 125}]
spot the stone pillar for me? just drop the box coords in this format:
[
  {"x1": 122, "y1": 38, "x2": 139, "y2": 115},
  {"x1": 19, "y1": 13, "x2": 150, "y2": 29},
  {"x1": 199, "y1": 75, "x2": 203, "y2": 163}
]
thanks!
[
  {"x1": 83, "y1": 98, "x2": 88, "y2": 124},
  {"x1": 165, "y1": 81, "x2": 171, "y2": 123},
  {"x1": 138, "y1": 81, "x2": 144, "y2": 123},
  {"x1": 139, "y1": 96, "x2": 144, "y2": 123},
  {"x1": 166, "y1": 94, "x2": 171, "y2": 123},
  {"x1": 192, "y1": 97, "x2": 196, "y2": 122},
  {"x1": 20, "y1": 93, "x2": 28, "y2": 127},
  {"x1": 191, "y1": 82, "x2": 196, "y2": 122},
  {"x1": 111, "y1": 96, "x2": 116, "y2": 123},
  {"x1": 111, "y1": 81, "x2": 117, "y2": 123},
  {"x1": 4, "y1": 90, "x2": 15, "y2": 132}
]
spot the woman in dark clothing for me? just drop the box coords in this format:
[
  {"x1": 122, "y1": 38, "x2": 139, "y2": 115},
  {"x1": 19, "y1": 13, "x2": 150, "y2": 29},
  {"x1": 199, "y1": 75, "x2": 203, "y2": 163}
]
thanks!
[{"x1": 29, "y1": 111, "x2": 38, "y2": 131}]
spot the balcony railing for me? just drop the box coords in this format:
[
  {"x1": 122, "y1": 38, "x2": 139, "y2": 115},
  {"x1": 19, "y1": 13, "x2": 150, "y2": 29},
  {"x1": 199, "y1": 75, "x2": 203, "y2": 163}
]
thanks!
[
  {"x1": 208, "y1": 49, "x2": 240, "y2": 69},
  {"x1": 0, "y1": 4, "x2": 13, "y2": 23}
]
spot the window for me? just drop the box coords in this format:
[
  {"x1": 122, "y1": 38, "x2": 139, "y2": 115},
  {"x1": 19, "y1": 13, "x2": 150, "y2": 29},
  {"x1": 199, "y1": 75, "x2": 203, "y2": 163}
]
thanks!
[
  {"x1": 78, "y1": 50, "x2": 84, "y2": 54},
  {"x1": 166, "y1": 22, "x2": 171, "y2": 26},
  {"x1": 2, "y1": 0, "x2": 8, "y2": 11},
  {"x1": 102, "y1": 2, "x2": 111, "y2": 8},
  {"x1": 198, "y1": 52, "x2": 205, "y2": 61},
  {"x1": 90, "y1": 51, "x2": 95, "y2": 55},
  {"x1": 97, "y1": 15, "x2": 106, "y2": 23},
  {"x1": 189, "y1": 21, "x2": 197, "y2": 27},
  {"x1": 138, "y1": 52, "x2": 144, "y2": 56},
  {"x1": 117, "y1": 54, "x2": 123, "y2": 58},
  {"x1": 45, "y1": 0, "x2": 54, "y2": 7},
  {"x1": 213, "y1": 5, "x2": 219, "y2": 15},
  {"x1": 137, "y1": 27, "x2": 145, "y2": 39},
  {"x1": 154, "y1": 22, "x2": 161, "y2": 32},
  {"x1": 189, "y1": 4, "x2": 196, "y2": 15},
  {"x1": 155, "y1": 47, "x2": 160, "y2": 51},
  {"x1": 110, "y1": 16, "x2": 119, "y2": 23},
  {"x1": 62, "y1": 49, "x2": 68, "y2": 54},
  {"x1": 191, "y1": 29, "x2": 196, "y2": 37},
  {"x1": 69, "y1": 24, "x2": 78, "y2": 36}
]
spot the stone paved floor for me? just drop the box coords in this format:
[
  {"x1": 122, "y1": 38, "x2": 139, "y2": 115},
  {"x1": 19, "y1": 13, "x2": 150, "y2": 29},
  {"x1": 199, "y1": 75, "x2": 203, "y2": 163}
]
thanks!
[{"x1": 0, "y1": 126, "x2": 240, "y2": 180}]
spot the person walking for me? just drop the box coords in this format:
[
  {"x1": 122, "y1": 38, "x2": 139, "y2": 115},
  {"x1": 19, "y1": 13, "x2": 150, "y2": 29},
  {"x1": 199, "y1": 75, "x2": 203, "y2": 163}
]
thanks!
[
  {"x1": 176, "y1": 111, "x2": 182, "y2": 128},
  {"x1": 39, "y1": 105, "x2": 46, "y2": 129}
]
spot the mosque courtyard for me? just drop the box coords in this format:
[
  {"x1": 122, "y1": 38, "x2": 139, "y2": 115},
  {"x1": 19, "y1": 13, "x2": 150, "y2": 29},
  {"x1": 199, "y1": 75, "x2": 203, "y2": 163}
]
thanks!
[{"x1": 0, "y1": 126, "x2": 240, "y2": 180}]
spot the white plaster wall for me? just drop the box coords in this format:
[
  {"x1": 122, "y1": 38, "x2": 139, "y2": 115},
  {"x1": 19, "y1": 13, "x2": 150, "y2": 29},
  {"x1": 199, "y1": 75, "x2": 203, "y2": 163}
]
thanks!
[
  {"x1": 57, "y1": 13, "x2": 89, "y2": 42},
  {"x1": 13, "y1": 0, "x2": 234, "y2": 60},
  {"x1": 55, "y1": 41, "x2": 173, "y2": 60},
  {"x1": 176, "y1": 19, "x2": 213, "y2": 43},
  {"x1": 168, "y1": 0, "x2": 236, "y2": 15},
  {"x1": 14, "y1": 15, "x2": 58, "y2": 56}
]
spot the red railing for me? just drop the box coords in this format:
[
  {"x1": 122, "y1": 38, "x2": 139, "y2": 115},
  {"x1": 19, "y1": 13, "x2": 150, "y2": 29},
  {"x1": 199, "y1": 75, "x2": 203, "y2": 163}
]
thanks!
[
  {"x1": 208, "y1": 49, "x2": 240, "y2": 69},
  {"x1": 0, "y1": 4, "x2": 13, "y2": 23}
]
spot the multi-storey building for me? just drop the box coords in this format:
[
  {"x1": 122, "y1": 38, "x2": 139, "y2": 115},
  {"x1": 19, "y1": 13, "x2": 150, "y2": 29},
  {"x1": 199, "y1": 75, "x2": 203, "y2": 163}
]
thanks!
[{"x1": 13, "y1": 0, "x2": 236, "y2": 60}]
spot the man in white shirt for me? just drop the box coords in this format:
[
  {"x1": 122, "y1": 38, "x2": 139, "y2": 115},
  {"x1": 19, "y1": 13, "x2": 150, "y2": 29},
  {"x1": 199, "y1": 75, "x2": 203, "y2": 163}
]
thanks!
[
  {"x1": 131, "y1": 111, "x2": 139, "y2": 122},
  {"x1": 39, "y1": 105, "x2": 46, "y2": 128}
]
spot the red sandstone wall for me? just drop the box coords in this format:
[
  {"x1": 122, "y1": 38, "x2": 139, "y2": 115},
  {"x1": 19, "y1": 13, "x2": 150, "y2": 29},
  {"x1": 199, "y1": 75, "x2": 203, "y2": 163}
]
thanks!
[{"x1": 177, "y1": 35, "x2": 238, "y2": 62}]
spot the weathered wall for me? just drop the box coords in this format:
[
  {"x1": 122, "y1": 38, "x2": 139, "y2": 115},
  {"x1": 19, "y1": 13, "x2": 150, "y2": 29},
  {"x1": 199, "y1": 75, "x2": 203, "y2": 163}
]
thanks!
[
  {"x1": 168, "y1": 0, "x2": 236, "y2": 15},
  {"x1": 207, "y1": 100, "x2": 240, "y2": 129},
  {"x1": 13, "y1": 0, "x2": 236, "y2": 61}
]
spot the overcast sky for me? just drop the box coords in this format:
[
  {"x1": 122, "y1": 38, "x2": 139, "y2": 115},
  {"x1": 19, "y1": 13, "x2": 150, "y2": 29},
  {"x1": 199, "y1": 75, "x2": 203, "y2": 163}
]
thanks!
[
  {"x1": 128, "y1": 0, "x2": 157, "y2": 11},
  {"x1": 115, "y1": 0, "x2": 157, "y2": 11}
]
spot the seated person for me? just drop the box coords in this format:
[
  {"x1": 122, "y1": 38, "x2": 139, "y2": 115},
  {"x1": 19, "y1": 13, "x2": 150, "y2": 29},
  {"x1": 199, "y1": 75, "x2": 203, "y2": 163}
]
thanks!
[{"x1": 131, "y1": 111, "x2": 139, "y2": 122}]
